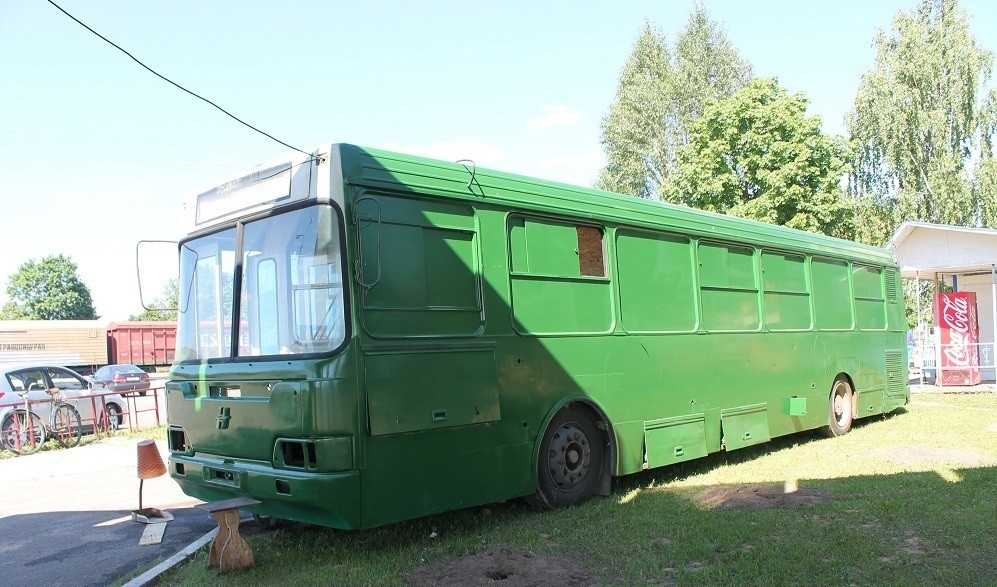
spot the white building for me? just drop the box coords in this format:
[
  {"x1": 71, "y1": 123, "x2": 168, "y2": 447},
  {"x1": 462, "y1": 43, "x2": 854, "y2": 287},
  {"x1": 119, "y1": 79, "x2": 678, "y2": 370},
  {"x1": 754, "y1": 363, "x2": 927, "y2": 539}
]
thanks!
[{"x1": 887, "y1": 221, "x2": 997, "y2": 382}]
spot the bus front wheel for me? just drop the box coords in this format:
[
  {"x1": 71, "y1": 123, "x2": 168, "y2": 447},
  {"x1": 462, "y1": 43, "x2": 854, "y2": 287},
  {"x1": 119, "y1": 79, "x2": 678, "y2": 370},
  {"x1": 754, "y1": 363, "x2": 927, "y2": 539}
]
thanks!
[
  {"x1": 528, "y1": 404, "x2": 604, "y2": 510},
  {"x1": 821, "y1": 378, "x2": 854, "y2": 438}
]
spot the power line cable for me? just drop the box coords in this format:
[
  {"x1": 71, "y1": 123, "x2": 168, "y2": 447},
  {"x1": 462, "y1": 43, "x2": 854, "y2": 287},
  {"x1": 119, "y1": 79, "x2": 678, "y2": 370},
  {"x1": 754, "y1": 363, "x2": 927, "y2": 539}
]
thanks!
[{"x1": 45, "y1": 0, "x2": 311, "y2": 157}]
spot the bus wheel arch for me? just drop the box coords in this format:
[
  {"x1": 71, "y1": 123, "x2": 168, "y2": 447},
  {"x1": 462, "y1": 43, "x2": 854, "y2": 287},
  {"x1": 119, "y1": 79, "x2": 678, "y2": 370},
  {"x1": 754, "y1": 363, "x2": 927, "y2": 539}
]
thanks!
[
  {"x1": 821, "y1": 374, "x2": 855, "y2": 438},
  {"x1": 527, "y1": 400, "x2": 613, "y2": 510}
]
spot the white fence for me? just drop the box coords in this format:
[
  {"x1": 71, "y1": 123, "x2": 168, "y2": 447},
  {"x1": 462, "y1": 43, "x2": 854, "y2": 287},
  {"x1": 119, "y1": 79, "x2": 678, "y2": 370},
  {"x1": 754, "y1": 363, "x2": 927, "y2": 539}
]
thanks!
[{"x1": 914, "y1": 342, "x2": 996, "y2": 384}]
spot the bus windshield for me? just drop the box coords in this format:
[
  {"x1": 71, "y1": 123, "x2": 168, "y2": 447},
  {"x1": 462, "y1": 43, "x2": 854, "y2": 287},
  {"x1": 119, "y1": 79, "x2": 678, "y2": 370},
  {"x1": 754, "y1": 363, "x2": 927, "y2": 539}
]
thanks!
[{"x1": 176, "y1": 204, "x2": 346, "y2": 361}]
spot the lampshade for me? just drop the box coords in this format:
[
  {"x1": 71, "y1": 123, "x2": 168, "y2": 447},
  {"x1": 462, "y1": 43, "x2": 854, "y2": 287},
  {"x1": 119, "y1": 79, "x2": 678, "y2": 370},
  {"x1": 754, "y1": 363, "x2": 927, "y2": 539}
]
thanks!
[{"x1": 136, "y1": 439, "x2": 167, "y2": 480}]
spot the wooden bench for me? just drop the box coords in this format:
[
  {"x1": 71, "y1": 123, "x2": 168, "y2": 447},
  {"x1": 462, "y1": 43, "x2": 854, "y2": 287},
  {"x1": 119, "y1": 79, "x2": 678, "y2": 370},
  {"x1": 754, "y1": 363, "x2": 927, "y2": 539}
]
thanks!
[{"x1": 198, "y1": 497, "x2": 262, "y2": 571}]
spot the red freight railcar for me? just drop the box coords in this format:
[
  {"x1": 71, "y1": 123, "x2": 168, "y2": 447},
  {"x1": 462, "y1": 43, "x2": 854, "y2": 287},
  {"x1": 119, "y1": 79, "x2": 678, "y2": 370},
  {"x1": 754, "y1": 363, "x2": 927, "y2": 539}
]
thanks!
[{"x1": 106, "y1": 322, "x2": 176, "y2": 368}]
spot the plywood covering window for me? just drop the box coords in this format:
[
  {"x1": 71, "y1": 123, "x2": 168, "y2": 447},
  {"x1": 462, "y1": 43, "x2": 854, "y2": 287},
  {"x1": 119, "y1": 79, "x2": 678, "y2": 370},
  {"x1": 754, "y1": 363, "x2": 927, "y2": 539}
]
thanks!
[{"x1": 576, "y1": 225, "x2": 605, "y2": 277}]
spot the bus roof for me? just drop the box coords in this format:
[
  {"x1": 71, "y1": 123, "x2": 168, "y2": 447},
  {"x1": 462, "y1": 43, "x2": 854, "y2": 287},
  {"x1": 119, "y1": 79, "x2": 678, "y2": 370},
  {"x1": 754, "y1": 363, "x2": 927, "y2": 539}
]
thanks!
[
  {"x1": 339, "y1": 144, "x2": 897, "y2": 267},
  {"x1": 183, "y1": 142, "x2": 896, "y2": 267}
]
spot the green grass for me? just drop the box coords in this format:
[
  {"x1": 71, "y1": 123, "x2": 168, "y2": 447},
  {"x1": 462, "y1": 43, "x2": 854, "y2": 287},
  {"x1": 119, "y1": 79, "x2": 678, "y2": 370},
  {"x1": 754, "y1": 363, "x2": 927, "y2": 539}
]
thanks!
[
  {"x1": 153, "y1": 393, "x2": 997, "y2": 587},
  {"x1": 0, "y1": 423, "x2": 167, "y2": 460},
  {"x1": 111, "y1": 423, "x2": 167, "y2": 441}
]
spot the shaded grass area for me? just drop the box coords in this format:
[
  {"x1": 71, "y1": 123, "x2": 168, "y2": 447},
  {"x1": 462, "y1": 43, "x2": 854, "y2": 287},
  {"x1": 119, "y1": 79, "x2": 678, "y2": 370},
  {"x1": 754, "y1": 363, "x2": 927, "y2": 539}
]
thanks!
[{"x1": 154, "y1": 393, "x2": 997, "y2": 586}]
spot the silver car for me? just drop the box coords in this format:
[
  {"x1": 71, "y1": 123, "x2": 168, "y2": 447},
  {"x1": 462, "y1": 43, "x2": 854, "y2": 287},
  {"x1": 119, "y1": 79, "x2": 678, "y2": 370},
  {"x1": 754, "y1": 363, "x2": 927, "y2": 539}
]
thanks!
[{"x1": 0, "y1": 363, "x2": 128, "y2": 434}]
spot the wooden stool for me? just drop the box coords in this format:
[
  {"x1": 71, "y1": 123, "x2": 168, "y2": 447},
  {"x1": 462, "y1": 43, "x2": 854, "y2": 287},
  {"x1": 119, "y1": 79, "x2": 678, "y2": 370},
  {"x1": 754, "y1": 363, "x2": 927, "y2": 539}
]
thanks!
[{"x1": 199, "y1": 497, "x2": 262, "y2": 572}]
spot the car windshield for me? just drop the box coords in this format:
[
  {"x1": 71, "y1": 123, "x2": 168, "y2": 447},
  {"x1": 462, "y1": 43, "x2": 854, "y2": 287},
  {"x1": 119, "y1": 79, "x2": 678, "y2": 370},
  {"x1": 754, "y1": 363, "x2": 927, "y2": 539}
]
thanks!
[
  {"x1": 176, "y1": 204, "x2": 346, "y2": 361},
  {"x1": 48, "y1": 368, "x2": 86, "y2": 390}
]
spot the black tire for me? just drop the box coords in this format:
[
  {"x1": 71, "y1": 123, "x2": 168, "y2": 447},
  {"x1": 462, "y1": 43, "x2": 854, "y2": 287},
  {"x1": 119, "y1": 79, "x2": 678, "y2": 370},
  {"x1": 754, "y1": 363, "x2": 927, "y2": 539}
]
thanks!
[
  {"x1": 528, "y1": 405, "x2": 604, "y2": 509},
  {"x1": 100, "y1": 403, "x2": 123, "y2": 432},
  {"x1": 139, "y1": 391, "x2": 148, "y2": 397},
  {"x1": 52, "y1": 404, "x2": 83, "y2": 448},
  {"x1": 820, "y1": 378, "x2": 854, "y2": 438},
  {"x1": 2, "y1": 410, "x2": 46, "y2": 455}
]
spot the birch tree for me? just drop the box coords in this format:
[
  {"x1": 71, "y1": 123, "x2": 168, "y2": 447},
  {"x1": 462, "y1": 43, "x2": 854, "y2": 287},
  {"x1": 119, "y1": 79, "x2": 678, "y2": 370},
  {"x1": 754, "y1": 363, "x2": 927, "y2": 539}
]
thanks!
[
  {"x1": 848, "y1": 0, "x2": 993, "y2": 243},
  {"x1": 597, "y1": 5, "x2": 752, "y2": 199}
]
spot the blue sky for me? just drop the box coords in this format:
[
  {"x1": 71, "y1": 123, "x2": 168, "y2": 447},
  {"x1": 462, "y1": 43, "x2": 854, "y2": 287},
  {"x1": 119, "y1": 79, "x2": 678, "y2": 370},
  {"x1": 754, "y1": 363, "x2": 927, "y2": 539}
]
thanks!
[{"x1": 2, "y1": 0, "x2": 996, "y2": 320}]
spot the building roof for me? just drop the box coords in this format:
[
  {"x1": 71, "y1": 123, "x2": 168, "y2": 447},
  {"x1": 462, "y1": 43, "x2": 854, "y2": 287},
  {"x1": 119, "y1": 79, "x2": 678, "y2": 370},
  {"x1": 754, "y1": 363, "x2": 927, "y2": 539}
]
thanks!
[{"x1": 887, "y1": 221, "x2": 997, "y2": 278}]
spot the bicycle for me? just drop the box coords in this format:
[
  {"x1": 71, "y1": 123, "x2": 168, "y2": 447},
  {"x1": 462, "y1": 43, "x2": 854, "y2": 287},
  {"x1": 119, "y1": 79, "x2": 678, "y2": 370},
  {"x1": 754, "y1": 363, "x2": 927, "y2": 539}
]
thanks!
[{"x1": 1, "y1": 387, "x2": 83, "y2": 455}]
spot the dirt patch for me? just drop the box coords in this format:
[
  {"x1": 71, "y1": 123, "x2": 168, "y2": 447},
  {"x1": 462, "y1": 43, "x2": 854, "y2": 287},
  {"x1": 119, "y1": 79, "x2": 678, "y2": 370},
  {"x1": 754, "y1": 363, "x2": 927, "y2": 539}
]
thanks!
[
  {"x1": 867, "y1": 445, "x2": 997, "y2": 467},
  {"x1": 689, "y1": 483, "x2": 835, "y2": 510},
  {"x1": 878, "y1": 534, "x2": 928, "y2": 563},
  {"x1": 901, "y1": 535, "x2": 926, "y2": 555},
  {"x1": 406, "y1": 545, "x2": 597, "y2": 587}
]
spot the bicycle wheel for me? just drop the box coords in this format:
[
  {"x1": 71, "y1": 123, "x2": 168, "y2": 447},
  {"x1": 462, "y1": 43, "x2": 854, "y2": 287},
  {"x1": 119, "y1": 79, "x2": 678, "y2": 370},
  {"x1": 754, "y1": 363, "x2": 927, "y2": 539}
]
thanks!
[
  {"x1": 1, "y1": 410, "x2": 46, "y2": 455},
  {"x1": 52, "y1": 403, "x2": 83, "y2": 448}
]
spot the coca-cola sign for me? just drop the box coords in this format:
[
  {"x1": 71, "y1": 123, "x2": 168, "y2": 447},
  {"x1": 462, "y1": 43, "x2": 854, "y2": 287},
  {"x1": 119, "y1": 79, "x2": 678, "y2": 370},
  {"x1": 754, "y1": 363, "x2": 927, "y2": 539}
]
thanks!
[{"x1": 933, "y1": 292, "x2": 981, "y2": 386}]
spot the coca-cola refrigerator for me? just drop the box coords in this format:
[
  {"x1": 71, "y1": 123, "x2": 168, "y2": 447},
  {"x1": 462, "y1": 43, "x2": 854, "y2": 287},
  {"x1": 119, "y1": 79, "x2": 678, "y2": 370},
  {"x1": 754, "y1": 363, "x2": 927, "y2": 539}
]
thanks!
[{"x1": 933, "y1": 291, "x2": 981, "y2": 386}]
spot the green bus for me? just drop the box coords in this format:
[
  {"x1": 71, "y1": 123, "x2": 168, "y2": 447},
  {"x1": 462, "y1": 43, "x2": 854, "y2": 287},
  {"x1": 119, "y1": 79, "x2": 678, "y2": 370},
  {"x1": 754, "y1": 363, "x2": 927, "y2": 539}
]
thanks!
[{"x1": 164, "y1": 143, "x2": 909, "y2": 529}]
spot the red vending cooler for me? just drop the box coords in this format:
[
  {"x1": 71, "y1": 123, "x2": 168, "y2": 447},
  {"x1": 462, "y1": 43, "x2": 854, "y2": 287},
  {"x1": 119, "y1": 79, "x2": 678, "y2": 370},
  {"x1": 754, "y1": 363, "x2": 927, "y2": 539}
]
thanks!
[{"x1": 933, "y1": 291, "x2": 981, "y2": 386}]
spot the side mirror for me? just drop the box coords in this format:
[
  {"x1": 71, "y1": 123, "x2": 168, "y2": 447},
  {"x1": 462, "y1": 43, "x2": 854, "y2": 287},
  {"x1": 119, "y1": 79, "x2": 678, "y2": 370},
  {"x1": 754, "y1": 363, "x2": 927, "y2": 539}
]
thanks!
[{"x1": 136, "y1": 240, "x2": 179, "y2": 312}]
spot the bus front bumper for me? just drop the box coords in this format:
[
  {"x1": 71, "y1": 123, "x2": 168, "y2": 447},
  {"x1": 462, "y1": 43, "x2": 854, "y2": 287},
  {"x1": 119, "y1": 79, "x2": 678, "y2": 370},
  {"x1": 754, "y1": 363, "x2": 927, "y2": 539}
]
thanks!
[{"x1": 168, "y1": 454, "x2": 361, "y2": 530}]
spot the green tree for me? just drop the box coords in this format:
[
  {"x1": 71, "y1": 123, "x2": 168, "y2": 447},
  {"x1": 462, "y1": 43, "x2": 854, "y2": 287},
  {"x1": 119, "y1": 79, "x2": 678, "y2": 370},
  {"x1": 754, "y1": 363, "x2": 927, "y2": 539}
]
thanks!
[
  {"x1": 0, "y1": 255, "x2": 99, "y2": 320},
  {"x1": 597, "y1": 24, "x2": 671, "y2": 199},
  {"x1": 597, "y1": 5, "x2": 752, "y2": 199},
  {"x1": 977, "y1": 157, "x2": 997, "y2": 227},
  {"x1": 669, "y1": 78, "x2": 855, "y2": 238},
  {"x1": 848, "y1": 0, "x2": 994, "y2": 243},
  {"x1": 130, "y1": 278, "x2": 179, "y2": 321}
]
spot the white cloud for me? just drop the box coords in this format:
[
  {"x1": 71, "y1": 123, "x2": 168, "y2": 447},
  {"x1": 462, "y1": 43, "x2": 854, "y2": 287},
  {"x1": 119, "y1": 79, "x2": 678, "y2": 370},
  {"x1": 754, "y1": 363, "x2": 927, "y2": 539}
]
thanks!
[
  {"x1": 537, "y1": 149, "x2": 606, "y2": 186},
  {"x1": 525, "y1": 105, "x2": 583, "y2": 130}
]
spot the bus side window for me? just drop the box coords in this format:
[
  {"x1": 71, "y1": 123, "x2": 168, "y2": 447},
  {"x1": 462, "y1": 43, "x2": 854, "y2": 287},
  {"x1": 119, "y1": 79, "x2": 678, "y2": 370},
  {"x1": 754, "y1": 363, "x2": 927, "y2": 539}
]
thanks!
[
  {"x1": 616, "y1": 230, "x2": 697, "y2": 333},
  {"x1": 812, "y1": 258, "x2": 853, "y2": 330},
  {"x1": 853, "y1": 265, "x2": 886, "y2": 331},
  {"x1": 698, "y1": 241, "x2": 760, "y2": 332},
  {"x1": 358, "y1": 194, "x2": 481, "y2": 338},
  {"x1": 761, "y1": 251, "x2": 811, "y2": 331},
  {"x1": 507, "y1": 215, "x2": 612, "y2": 335}
]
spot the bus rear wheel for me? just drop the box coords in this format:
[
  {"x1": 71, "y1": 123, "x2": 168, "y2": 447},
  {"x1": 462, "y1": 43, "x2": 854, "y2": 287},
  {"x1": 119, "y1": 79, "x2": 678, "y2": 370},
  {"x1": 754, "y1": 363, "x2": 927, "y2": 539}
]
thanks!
[
  {"x1": 821, "y1": 378, "x2": 854, "y2": 438},
  {"x1": 528, "y1": 405, "x2": 604, "y2": 509}
]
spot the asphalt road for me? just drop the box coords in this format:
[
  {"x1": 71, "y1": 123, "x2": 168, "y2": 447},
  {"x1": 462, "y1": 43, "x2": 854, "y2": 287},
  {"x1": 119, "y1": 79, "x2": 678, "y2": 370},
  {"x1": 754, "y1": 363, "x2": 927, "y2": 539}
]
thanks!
[{"x1": 0, "y1": 434, "x2": 215, "y2": 587}]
